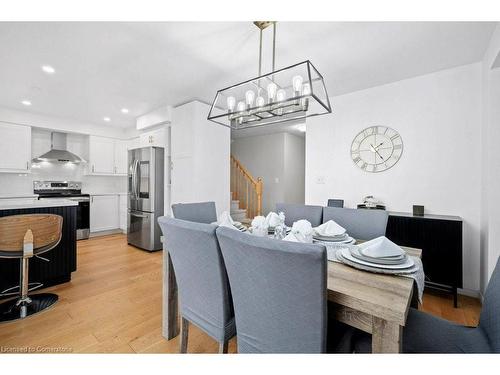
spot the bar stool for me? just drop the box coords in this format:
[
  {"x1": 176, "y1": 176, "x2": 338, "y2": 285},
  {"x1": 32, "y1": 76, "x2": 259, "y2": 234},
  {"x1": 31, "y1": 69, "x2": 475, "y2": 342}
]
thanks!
[{"x1": 0, "y1": 214, "x2": 63, "y2": 322}]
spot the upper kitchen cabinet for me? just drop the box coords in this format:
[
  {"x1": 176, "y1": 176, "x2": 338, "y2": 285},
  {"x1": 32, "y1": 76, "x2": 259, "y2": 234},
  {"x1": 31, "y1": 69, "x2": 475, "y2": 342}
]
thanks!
[
  {"x1": 0, "y1": 122, "x2": 31, "y2": 173},
  {"x1": 139, "y1": 127, "x2": 166, "y2": 149},
  {"x1": 87, "y1": 136, "x2": 127, "y2": 176},
  {"x1": 114, "y1": 139, "x2": 128, "y2": 175}
]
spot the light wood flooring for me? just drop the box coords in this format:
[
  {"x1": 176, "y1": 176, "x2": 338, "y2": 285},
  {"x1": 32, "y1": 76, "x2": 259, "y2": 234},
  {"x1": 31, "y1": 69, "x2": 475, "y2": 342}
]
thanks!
[{"x1": 0, "y1": 234, "x2": 481, "y2": 353}]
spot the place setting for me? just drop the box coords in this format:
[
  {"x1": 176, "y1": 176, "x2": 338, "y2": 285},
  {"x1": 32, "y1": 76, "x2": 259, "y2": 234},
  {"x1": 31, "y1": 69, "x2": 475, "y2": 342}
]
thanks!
[{"x1": 311, "y1": 220, "x2": 356, "y2": 245}]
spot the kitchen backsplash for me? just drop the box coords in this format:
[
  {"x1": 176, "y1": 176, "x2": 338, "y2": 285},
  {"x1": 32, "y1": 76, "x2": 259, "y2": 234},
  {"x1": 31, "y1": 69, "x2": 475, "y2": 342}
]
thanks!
[{"x1": 0, "y1": 163, "x2": 126, "y2": 196}]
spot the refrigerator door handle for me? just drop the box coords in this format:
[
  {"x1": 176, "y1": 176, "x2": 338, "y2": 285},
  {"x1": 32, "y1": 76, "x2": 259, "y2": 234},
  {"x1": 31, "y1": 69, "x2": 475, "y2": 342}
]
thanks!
[
  {"x1": 130, "y1": 212, "x2": 148, "y2": 219},
  {"x1": 135, "y1": 159, "x2": 141, "y2": 198},
  {"x1": 132, "y1": 159, "x2": 139, "y2": 199}
]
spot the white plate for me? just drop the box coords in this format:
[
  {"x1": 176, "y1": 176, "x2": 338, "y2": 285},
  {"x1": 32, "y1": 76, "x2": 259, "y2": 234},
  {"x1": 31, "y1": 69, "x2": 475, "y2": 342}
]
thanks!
[
  {"x1": 359, "y1": 236, "x2": 405, "y2": 258},
  {"x1": 313, "y1": 235, "x2": 354, "y2": 244},
  {"x1": 340, "y1": 248, "x2": 414, "y2": 269},
  {"x1": 313, "y1": 233, "x2": 348, "y2": 241}
]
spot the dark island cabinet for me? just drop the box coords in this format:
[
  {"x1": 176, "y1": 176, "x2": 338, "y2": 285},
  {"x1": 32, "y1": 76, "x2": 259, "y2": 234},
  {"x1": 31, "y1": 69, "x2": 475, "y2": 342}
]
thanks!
[
  {"x1": 0, "y1": 205, "x2": 77, "y2": 296},
  {"x1": 386, "y1": 212, "x2": 463, "y2": 307}
]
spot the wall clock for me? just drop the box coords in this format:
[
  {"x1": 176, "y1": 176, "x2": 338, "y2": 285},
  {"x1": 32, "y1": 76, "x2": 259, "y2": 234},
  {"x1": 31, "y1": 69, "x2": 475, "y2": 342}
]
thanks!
[{"x1": 350, "y1": 126, "x2": 403, "y2": 173}]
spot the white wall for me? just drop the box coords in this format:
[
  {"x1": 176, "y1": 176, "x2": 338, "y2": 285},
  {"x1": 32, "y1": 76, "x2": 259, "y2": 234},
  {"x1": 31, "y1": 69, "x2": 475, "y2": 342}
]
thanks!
[
  {"x1": 231, "y1": 132, "x2": 305, "y2": 215},
  {"x1": 306, "y1": 63, "x2": 482, "y2": 293},
  {"x1": 170, "y1": 101, "x2": 230, "y2": 215},
  {"x1": 284, "y1": 133, "x2": 306, "y2": 205},
  {"x1": 232, "y1": 133, "x2": 285, "y2": 214},
  {"x1": 480, "y1": 24, "x2": 500, "y2": 293}
]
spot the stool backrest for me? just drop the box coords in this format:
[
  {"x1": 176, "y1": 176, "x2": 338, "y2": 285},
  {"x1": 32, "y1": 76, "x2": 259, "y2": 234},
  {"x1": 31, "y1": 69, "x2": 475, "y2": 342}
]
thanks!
[{"x1": 0, "y1": 214, "x2": 63, "y2": 252}]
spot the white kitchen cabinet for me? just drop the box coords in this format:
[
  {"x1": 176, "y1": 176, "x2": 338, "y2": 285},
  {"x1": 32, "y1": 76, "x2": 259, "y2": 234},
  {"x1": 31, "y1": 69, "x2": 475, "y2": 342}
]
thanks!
[
  {"x1": 139, "y1": 127, "x2": 166, "y2": 148},
  {"x1": 114, "y1": 140, "x2": 128, "y2": 175},
  {"x1": 0, "y1": 122, "x2": 31, "y2": 173},
  {"x1": 119, "y1": 194, "x2": 128, "y2": 232},
  {"x1": 88, "y1": 136, "x2": 128, "y2": 176},
  {"x1": 88, "y1": 136, "x2": 115, "y2": 174},
  {"x1": 127, "y1": 137, "x2": 141, "y2": 150},
  {"x1": 90, "y1": 195, "x2": 119, "y2": 232}
]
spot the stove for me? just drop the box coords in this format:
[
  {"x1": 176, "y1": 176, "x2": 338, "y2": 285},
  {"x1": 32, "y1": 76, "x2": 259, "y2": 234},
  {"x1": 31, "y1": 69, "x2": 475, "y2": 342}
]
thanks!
[{"x1": 34, "y1": 181, "x2": 90, "y2": 240}]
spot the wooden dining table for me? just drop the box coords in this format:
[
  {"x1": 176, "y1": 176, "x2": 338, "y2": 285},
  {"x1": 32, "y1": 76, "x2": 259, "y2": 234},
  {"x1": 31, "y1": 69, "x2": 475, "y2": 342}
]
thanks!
[{"x1": 160, "y1": 236, "x2": 422, "y2": 353}]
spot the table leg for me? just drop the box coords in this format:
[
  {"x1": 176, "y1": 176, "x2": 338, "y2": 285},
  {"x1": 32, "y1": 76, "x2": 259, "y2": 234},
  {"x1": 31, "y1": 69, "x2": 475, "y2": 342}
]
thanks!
[
  {"x1": 162, "y1": 248, "x2": 179, "y2": 340},
  {"x1": 371, "y1": 317, "x2": 402, "y2": 353}
]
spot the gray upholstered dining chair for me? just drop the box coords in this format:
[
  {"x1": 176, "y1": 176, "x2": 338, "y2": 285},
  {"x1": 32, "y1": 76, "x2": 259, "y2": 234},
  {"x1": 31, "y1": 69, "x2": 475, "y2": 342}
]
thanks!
[
  {"x1": 171, "y1": 201, "x2": 217, "y2": 224},
  {"x1": 275, "y1": 203, "x2": 323, "y2": 227},
  {"x1": 322, "y1": 207, "x2": 388, "y2": 240},
  {"x1": 157, "y1": 217, "x2": 235, "y2": 353},
  {"x1": 354, "y1": 257, "x2": 500, "y2": 353},
  {"x1": 216, "y1": 226, "x2": 328, "y2": 353}
]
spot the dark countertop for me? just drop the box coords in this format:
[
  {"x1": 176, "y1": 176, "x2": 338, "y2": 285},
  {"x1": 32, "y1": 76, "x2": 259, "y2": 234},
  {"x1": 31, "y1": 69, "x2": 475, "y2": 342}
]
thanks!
[{"x1": 388, "y1": 211, "x2": 463, "y2": 221}]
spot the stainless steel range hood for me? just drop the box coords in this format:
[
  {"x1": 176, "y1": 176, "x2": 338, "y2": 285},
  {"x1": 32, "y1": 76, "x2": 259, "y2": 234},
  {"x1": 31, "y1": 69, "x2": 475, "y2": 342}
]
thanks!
[{"x1": 32, "y1": 132, "x2": 86, "y2": 164}]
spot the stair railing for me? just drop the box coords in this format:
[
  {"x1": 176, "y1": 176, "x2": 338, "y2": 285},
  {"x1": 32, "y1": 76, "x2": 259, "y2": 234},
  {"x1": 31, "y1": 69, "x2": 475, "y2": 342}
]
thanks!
[{"x1": 230, "y1": 155, "x2": 263, "y2": 219}]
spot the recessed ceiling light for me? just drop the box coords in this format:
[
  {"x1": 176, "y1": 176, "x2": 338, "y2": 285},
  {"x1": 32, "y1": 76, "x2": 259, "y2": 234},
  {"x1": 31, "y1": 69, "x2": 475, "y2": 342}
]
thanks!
[
  {"x1": 103, "y1": 117, "x2": 111, "y2": 122},
  {"x1": 121, "y1": 108, "x2": 129, "y2": 114},
  {"x1": 21, "y1": 100, "x2": 32, "y2": 106},
  {"x1": 41, "y1": 65, "x2": 55, "y2": 74}
]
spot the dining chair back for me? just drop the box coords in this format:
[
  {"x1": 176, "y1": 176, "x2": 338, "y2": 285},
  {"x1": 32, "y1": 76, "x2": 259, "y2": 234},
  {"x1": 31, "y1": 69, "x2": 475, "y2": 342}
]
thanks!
[
  {"x1": 479, "y1": 257, "x2": 500, "y2": 352},
  {"x1": 327, "y1": 199, "x2": 344, "y2": 208},
  {"x1": 216, "y1": 226, "x2": 328, "y2": 353},
  {"x1": 275, "y1": 203, "x2": 323, "y2": 227},
  {"x1": 322, "y1": 207, "x2": 388, "y2": 240},
  {"x1": 171, "y1": 201, "x2": 217, "y2": 224},
  {"x1": 157, "y1": 217, "x2": 235, "y2": 353}
]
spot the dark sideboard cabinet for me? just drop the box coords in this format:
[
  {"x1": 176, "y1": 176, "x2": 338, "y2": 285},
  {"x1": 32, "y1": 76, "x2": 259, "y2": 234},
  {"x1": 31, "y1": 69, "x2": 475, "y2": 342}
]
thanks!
[{"x1": 386, "y1": 212, "x2": 463, "y2": 307}]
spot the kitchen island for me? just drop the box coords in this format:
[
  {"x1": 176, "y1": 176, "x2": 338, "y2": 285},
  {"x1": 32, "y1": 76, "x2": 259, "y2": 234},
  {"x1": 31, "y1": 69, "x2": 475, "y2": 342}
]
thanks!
[{"x1": 0, "y1": 198, "x2": 78, "y2": 295}]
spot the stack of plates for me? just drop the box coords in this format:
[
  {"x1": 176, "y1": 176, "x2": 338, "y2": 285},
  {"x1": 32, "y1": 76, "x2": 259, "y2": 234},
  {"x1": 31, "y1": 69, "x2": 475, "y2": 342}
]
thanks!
[
  {"x1": 313, "y1": 232, "x2": 355, "y2": 244},
  {"x1": 337, "y1": 237, "x2": 414, "y2": 270},
  {"x1": 233, "y1": 221, "x2": 247, "y2": 232},
  {"x1": 268, "y1": 226, "x2": 291, "y2": 234}
]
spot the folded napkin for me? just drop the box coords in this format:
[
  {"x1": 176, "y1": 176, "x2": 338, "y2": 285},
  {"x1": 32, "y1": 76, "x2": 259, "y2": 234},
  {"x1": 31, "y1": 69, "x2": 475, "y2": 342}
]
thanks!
[
  {"x1": 251, "y1": 215, "x2": 268, "y2": 237},
  {"x1": 314, "y1": 220, "x2": 346, "y2": 237},
  {"x1": 218, "y1": 211, "x2": 238, "y2": 231},
  {"x1": 283, "y1": 232, "x2": 300, "y2": 242},
  {"x1": 359, "y1": 236, "x2": 404, "y2": 258},
  {"x1": 265, "y1": 211, "x2": 285, "y2": 228},
  {"x1": 218, "y1": 211, "x2": 235, "y2": 225},
  {"x1": 291, "y1": 219, "x2": 313, "y2": 243}
]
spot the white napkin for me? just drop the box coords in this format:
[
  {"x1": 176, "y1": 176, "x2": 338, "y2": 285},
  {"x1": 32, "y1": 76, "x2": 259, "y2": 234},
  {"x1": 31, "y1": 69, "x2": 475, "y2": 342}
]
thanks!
[
  {"x1": 218, "y1": 211, "x2": 238, "y2": 231},
  {"x1": 218, "y1": 211, "x2": 235, "y2": 225},
  {"x1": 291, "y1": 219, "x2": 313, "y2": 243},
  {"x1": 359, "y1": 236, "x2": 405, "y2": 258},
  {"x1": 314, "y1": 220, "x2": 346, "y2": 237},
  {"x1": 251, "y1": 215, "x2": 268, "y2": 237},
  {"x1": 283, "y1": 232, "x2": 300, "y2": 242},
  {"x1": 265, "y1": 212, "x2": 282, "y2": 228}
]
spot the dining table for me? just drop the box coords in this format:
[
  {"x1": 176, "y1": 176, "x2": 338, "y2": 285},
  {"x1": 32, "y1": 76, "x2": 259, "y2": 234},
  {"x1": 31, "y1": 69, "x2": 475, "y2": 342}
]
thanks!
[{"x1": 160, "y1": 235, "x2": 422, "y2": 354}]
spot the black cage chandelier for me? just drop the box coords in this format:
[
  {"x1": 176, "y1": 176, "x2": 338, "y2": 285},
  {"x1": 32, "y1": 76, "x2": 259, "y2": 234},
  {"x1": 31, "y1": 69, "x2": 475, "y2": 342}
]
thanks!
[{"x1": 207, "y1": 21, "x2": 332, "y2": 130}]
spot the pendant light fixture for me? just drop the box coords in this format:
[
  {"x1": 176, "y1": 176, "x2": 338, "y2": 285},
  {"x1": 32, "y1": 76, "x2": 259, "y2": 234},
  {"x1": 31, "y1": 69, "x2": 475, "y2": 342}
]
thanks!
[{"x1": 207, "y1": 21, "x2": 332, "y2": 130}]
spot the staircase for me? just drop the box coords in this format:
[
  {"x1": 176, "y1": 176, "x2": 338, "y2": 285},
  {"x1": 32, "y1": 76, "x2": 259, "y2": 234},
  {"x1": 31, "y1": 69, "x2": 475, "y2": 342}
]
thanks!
[{"x1": 230, "y1": 155, "x2": 263, "y2": 223}]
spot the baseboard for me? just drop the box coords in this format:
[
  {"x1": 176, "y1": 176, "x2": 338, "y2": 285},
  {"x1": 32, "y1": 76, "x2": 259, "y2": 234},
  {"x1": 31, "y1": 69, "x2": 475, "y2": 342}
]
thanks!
[
  {"x1": 89, "y1": 228, "x2": 124, "y2": 238},
  {"x1": 458, "y1": 288, "x2": 481, "y2": 299}
]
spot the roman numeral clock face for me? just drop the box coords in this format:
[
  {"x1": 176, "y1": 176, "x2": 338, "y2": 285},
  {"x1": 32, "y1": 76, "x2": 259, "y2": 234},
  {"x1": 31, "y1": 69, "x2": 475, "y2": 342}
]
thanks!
[{"x1": 351, "y1": 126, "x2": 403, "y2": 173}]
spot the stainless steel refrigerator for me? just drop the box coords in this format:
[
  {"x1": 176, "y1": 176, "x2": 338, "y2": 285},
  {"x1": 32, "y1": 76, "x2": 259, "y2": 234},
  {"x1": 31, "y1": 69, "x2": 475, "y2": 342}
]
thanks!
[{"x1": 127, "y1": 146, "x2": 164, "y2": 251}]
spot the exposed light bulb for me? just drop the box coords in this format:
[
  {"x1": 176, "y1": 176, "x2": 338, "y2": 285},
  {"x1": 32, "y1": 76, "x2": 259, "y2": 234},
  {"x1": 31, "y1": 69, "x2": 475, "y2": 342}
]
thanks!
[
  {"x1": 256, "y1": 96, "x2": 265, "y2": 107},
  {"x1": 227, "y1": 96, "x2": 236, "y2": 112},
  {"x1": 276, "y1": 89, "x2": 286, "y2": 102},
  {"x1": 302, "y1": 83, "x2": 311, "y2": 96},
  {"x1": 292, "y1": 75, "x2": 303, "y2": 94},
  {"x1": 236, "y1": 101, "x2": 246, "y2": 112},
  {"x1": 41, "y1": 65, "x2": 55, "y2": 74},
  {"x1": 245, "y1": 90, "x2": 255, "y2": 107},
  {"x1": 267, "y1": 82, "x2": 277, "y2": 102}
]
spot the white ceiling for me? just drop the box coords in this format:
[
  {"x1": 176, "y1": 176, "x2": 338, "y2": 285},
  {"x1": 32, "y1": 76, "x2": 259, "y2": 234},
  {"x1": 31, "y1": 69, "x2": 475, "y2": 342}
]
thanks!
[{"x1": 0, "y1": 22, "x2": 496, "y2": 129}]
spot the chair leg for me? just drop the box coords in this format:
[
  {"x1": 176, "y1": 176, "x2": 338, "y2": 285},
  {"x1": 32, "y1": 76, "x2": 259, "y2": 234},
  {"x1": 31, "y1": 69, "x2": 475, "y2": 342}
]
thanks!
[
  {"x1": 218, "y1": 340, "x2": 229, "y2": 354},
  {"x1": 180, "y1": 317, "x2": 189, "y2": 353}
]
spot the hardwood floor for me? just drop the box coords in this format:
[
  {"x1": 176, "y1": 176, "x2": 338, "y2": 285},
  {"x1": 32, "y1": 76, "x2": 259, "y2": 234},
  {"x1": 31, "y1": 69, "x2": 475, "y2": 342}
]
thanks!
[{"x1": 0, "y1": 234, "x2": 481, "y2": 353}]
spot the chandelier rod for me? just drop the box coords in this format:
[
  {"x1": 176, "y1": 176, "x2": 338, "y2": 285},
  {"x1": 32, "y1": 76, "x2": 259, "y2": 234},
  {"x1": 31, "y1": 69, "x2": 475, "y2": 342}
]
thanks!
[
  {"x1": 272, "y1": 22, "x2": 276, "y2": 72},
  {"x1": 258, "y1": 28, "x2": 263, "y2": 76}
]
